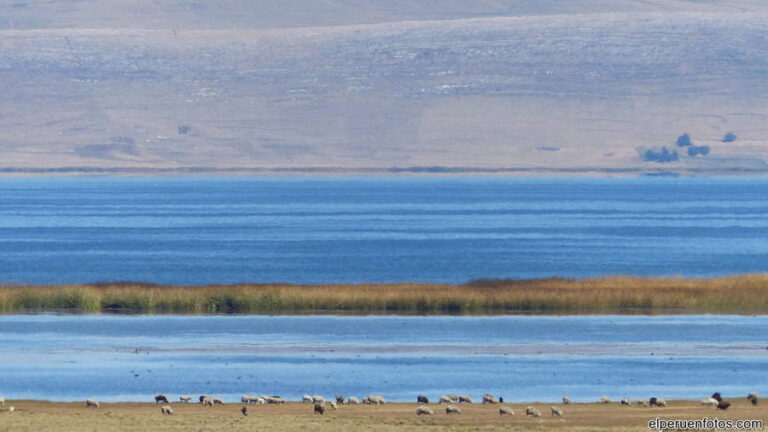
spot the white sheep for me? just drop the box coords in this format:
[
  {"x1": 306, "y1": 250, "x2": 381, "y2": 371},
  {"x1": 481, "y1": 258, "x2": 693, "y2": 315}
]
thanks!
[
  {"x1": 551, "y1": 406, "x2": 563, "y2": 416},
  {"x1": 499, "y1": 406, "x2": 514, "y2": 416},
  {"x1": 482, "y1": 394, "x2": 499, "y2": 404},
  {"x1": 303, "y1": 395, "x2": 314, "y2": 403},
  {"x1": 525, "y1": 406, "x2": 541, "y2": 417},
  {"x1": 562, "y1": 396, "x2": 571, "y2": 405},
  {"x1": 439, "y1": 395, "x2": 453, "y2": 404},
  {"x1": 620, "y1": 397, "x2": 630, "y2": 406},
  {"x1": 347, "y1": 396, "x2": 359, "y2": 404},
  {"x1": 458, "y1": 395, "x2": 473, "y2": 404},
  {"x1": 701, "y1": 397, "x2": 718, "y2": 407},
  {"x1": 201, "y1": 397, "x2": 214, "y2": 407},
  {"x1": 255, "y1": 397, "x2": 266, "y2": 404},
  {"x1": 655, "y1": 398, "x2": 667, "y2": 407},
  {"x1": 364, "y1": 395, "x2": 385, "y2": 405},
  {"x1": 312, "y1": 395, "x2": 325, "y2": 404},
  {"x1": 85, "y1": 399, "x2": 100, "y2": 408},
  {"x1": 416, "y1": 405, "x2": 434, "y2": 416},
  {"x1": 160, "y1": 405, "x2": 173, "y2": 415},
  {"x1": 328, "y1": 401, "x2": 338, "y2": 410},
  {"x1": 7, "y1": 407, "x2": 13, "y2": 413},
  {"x1": 445, "y1": 405, "x2": 461, "y2": 415},
  {"x1": 179, "y1": 395, "x2": 192, "y2": 403},
  {"x1": 212, "y1": 397, "x2": 224, "y2": 405},
  {"x1": 635, "y1": 399, "x2": 648, "y2": 407},
  {"x1": 600, "y1": 396, "x2": 613, "y2": 404}
]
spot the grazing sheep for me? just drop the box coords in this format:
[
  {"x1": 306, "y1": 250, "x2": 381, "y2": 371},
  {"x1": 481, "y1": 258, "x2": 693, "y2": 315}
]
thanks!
[
  {"x1": 562, "y1": 396, "x2": 571, "y2": 405},
  {"x1": 255, "y1": 397, "x2": 266, "y2": 404},
  {"x1": 179, "y1": 395, "x2": 192, "y2": 403},
  {"x1": 241, "y1": 406, "x2": 248, "y2": 416},
  {"x1": 264, "y1": 396, "x2": 285, "y2": 404},
  {"x1": 201, "y1": 397, "x2": 214, "y2": 407},
  {"x1": 328, "y1": 401, "x2": 338, "y2": 410},
  {"x1": 445, "y1": 405, "x2": 461, "y2": 415},
  {"x1": 551, "y1": 406, "x2": 563, "y2": 416},
  {"x1": 155, "y1": 394, "x2": 169, "y2": 404},
  {"x1": 499, "y1": 406, "x2": 514, "y2": 416},
  {"x1": 718, "y1": 400, "x2": 732, "y2": 410},
  {"x1": 416, "y1": 405, "x2": 434, "y2": 416},
  {"x1": 650, "y1": 398, "x2": 667, "y2": 407},
  {"x1": 600, "y1": 396, "x2": 613, "y2": 404},
  {"x1": 747, "y1": 393, "x2": 759, "y2": 406},
  {"x1": 417, "y1": 395, "x2": 429, "y2": 404},
  {"x1": 312, "y1": 395, "x2": 325, "y2": 404},
  {"x1": 482, "y1": 394, "x2": 499, "y2": 404},
  {"x1": 85, "y1": 399, "x2": 100, "y2": 408},
  {"x1": 636, "y1": 399, "x2": 648, "y2": 407},
  {"x1": 364, "y1": 395, "x2": 385, "y2": 405},
  {"x1": 160, "y1": 405, "x2": 173, "y2": 415},
  {"x1": 335, "y1": 394, "x2": 345, "y2": 404},
  {"x1": 347, "y1": 396, "x2": 359, "y2": 404},
  {"x1": 620, "y1": 398, "x2": 630, "y2": 406},
  {"x1": 458, "y1": 395, "x2": 473, "y2": 404},
  {"x1": 303, "y1": 395, "x2": 314, "y2": 403},
  {"x1": 212, "y1": 397, "x2": 224, "y2": 405},
  {"x1": 711, "y1": 393, "x2": 722, "y2": 402},
  {"x1": 701, "y1": 397, "x2": 718, "y2": 407},
  {"x1": 199, "y1": 395, "x2": 208, "y2": 403},
  {"x1": 314, "y1": 403, "x2": 325, "y2": 415},
  {"x1": 439, "y1": 395, "x2": 454, "y2": 404},
  {"x1": 525, "y1": 406, "x2": 541, "y2": 417}
]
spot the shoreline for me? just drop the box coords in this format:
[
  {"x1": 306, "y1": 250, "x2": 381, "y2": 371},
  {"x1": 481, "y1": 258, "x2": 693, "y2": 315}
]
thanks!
[
  {"x1": 1, "y1": 275, "x2": 767, "y2": 315},
  {"x1": 1, "y1": 399, "x2": 764, "y2": 432}
]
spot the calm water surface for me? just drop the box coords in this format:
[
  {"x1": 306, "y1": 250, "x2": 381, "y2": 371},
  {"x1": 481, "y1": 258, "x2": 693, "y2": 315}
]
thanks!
[
  {"x1": 0, "y1": 314, "x2": 765, "y2": 402},
  {"x1": 0, "y1": 177, "x2": 766, "y2": 284}
]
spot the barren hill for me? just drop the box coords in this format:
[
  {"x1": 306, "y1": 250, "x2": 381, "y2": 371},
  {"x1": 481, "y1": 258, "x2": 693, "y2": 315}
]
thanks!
[{"x1": 1, "y1": 1, "x2": 767, "y2": 175}]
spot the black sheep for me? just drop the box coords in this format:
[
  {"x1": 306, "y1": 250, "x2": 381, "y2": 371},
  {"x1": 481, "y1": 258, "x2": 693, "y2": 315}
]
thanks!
[{"x1": 417, "y1": 395, "x2": 429, "y2": 404}]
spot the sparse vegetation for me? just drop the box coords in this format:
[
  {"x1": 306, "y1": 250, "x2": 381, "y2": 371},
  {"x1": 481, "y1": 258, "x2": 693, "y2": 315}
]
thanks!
[{"x1": 1, "y1": 275, "x2": 767, "y2": 315}]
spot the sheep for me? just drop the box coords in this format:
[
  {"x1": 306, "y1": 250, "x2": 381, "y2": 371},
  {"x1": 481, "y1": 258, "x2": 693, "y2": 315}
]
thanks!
[
  {"x1": 482, "y1": 394, "x2": 499, "y2": 404},
  {"x1": 328, "y1": 401, "x2": 337, "y2": 410},
  {"x1": 711, "y1": 392, "x2": 722, "y2": 402},
  {"x1": 439, "y1": 395, "x2": 454, "y2": 404},
  {"x1": 264, "y1": 396, "x2": 285, "y2": 404},
  {"x1": 620, "y1": 398, "x2": 630, "y2": 406},
  {"x1": 551, "y1": 406, "x2": 563, "y2": 416},
  {"x1": 417, "y1": 395, "x2": 429, "y2": 404},
  {"x1": 701, "y1": 397, "x2": 718, "y2": 407},
  {"x1": 364, "y1": 395, "x2": 385, "y2": 405},
  {"x1": 255, "y1": 397, "x2": 266, "y2": 404},
  {"x1": 242, "y1": 395, "x2": 253, "y2": 403},
  {"x1": 347, "y1": 396, "x2": 359, "y2": 404},
  {"x1": 635, "y1": 399, "x2": 648, "y2": 407},
  {"x1": 179, "y1": 395, "x2": 192, "y2": 403},
  {"x1": 650, "y1": 398, "x2": 667, "y2": 407},
  {"x1": 241, "y1": 406, "x2": 248, "y2": 416},
  {"x1": 747, "y1": 393, "x2": 759, "y2": 406},
  {"x1": 85, "y1": 399, "x2": 100, "y2": 408},
  {"x1": 445, "y1": 405, "x2": 461, "y2": 415},
  {"x1": 458, "y1": 395, "x2": 473, "y2": 404},
  {"x1": 199, "y1": 395, "x2": 208, "y2": 403},
  {"x1": 212, "y1": 397, "x2": 224, "y2": 405},
  {"x1": 499, "y1": 406, "x2": 514, "y2": 416},
  {"x1": 312, "y1": 395, "x2": 325, "y2": 404},
  {"x1": 160, "y1": 405, "x2": 173, "y2": 415},
  {"x1": 314, "y1": 403, "x2": 325, "y2": 415},
  {"x1": 7, "y1": 407, "x2": 13, "y2": 413},
  {"x1": 201, "y1": 397, "x2": 214, "y2": 407},
  {"x1": 562, "y1": 396, "x2": 571, "y2": 405},
  {"x1": 335, "y1": 394, "x2": 345, "y2": 404},
  {"x1": 600, "y1": 396, "x2": 613, "y2": 404},
  {"x1": 525, "y1": 406, "x2": 541, "y2": 417},
  {"x1": 302, "y1": 395, "x2": 314, "y2": 403},
  {"x1": 155, "y1": 394, "x2": 169, "y2": 404},
  {"x1": 416, "y1": 405, "x2": 434, "y2": 416},
  {"x1": 718, "y1": 400, "x2": 732, "y2": 410}
]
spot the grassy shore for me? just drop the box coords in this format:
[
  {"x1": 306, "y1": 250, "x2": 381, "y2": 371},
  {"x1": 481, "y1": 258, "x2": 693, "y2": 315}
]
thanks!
[
  {"x1": 0, "y1": 400, "x2": 764, "y2": 432},
  {"x1": 0, "y1": 275, "x2": 767, "y2": 315}
]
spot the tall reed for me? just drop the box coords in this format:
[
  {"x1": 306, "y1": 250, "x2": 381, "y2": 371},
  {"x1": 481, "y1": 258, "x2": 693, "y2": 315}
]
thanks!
[{"x1": 1, "y1": 275, "x2": 767, "y2": 314}]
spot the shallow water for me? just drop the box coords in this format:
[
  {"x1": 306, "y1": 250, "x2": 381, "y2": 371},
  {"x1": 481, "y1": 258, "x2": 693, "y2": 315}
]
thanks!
[
  {"x1": 1, "y1": 314, "x2": 765, "y2": 402},
  {"x1": 1, "y1": 177, "x2": 767, "y2": 284}
]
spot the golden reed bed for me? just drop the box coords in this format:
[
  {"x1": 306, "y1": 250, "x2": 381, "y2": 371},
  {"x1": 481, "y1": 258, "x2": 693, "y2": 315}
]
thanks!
[
  {"x1": 1, "y1": 275, "x2": 767, "y2": 314},
  {"x1": 0, "y1": 399, "x2": 764, "y2": 432}
]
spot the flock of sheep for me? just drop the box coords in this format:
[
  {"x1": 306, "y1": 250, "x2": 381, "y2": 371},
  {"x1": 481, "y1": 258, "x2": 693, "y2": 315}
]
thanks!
[{"x1": 22, "y1": 390, "x2": 748, "y2": 418}]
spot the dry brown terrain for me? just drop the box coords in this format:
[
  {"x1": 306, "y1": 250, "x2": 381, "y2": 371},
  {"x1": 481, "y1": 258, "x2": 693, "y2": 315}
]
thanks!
[{"x1": 0, "y1": 399, "x2": 764, "y2": 432}]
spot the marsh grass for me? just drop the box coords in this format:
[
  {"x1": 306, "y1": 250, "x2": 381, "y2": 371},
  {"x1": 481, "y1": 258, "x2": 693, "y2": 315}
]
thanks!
[{"x1": 1, "y1": 275, "x2": 767, "y2": 314}]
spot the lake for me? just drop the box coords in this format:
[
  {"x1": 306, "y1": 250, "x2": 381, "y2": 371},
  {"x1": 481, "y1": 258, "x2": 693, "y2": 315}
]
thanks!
[
  {"x1": 0, "y1": 177, "x2": 766, "y2": 285},
  {"x1": 0, "y1": 314, "x2": 765, "y2": 402}
]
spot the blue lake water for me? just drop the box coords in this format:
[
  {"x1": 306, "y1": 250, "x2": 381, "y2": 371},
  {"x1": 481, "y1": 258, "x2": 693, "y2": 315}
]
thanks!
[
  {"x1": 0, "y1": 177, "x2": 766, "y2": 285},
  {"x1": 0, "y1": 314, "x2": 765, "y2": 402}
]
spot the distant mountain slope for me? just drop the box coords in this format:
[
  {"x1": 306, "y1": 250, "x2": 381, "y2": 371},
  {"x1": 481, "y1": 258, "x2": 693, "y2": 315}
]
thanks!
[
  {"x1": 0, "y1": 9, "x2": 767, "y2": 174},
  {"x1": 2, "y1": 0, "x2": 768, "y2": 30}
]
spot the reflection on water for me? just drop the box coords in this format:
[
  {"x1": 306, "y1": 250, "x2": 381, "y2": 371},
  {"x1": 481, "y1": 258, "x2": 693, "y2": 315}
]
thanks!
[{"x1": 0, "y1": 314, "x2": 766, "y2": 402}]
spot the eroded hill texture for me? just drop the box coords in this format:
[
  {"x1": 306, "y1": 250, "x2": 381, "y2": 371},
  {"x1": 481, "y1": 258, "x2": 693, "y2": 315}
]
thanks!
[{"x1": 1, "y1": 0, "x2": 767, "y2": 174}]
